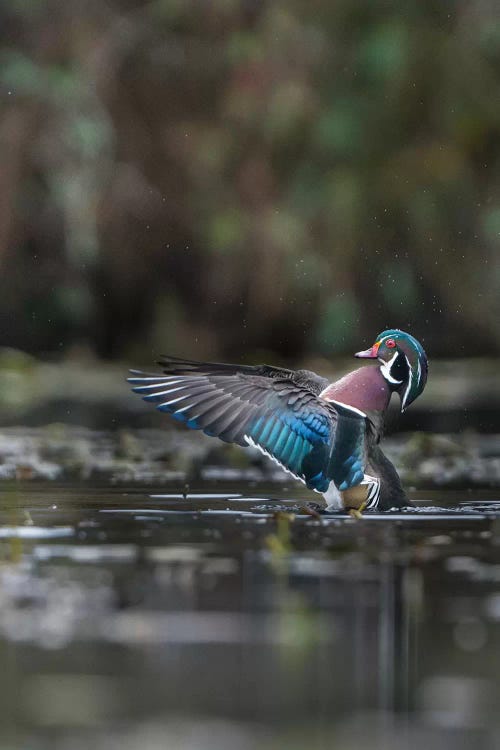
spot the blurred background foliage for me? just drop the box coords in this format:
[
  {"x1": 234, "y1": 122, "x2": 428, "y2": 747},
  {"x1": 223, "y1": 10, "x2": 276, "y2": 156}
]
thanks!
[{"x1": 0, "y1": 0, "x2": 499, "y2": 365}]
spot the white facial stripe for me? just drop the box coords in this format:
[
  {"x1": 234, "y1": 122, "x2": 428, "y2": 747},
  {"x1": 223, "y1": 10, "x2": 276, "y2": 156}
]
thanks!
[
  {"x1": 401, "y1": 354, "x2": 413, "y2": 409},
  {"x1": 379, "y1": 351, "x2": 403, "y2": 385}
]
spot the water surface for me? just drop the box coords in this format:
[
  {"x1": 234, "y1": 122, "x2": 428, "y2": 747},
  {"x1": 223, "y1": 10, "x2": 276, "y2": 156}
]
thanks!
[{"x1": 1, "y1": 481, "x2": 500, "y2": 749}]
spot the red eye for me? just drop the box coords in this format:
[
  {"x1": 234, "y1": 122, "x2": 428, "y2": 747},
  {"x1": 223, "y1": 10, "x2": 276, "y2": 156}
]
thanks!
[{"x1": 386, "y1": 339, "x2": 396, "y2": 348}]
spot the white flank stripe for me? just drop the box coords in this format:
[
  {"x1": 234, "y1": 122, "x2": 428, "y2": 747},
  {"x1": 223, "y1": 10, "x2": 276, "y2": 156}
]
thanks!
[{"x1": 362, "y1": 474, "x2": 380, "y2": 509}]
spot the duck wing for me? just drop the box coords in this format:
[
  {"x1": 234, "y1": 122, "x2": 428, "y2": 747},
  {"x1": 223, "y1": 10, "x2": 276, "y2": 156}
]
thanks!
[
  {"x1": 129, "y1": 356, "x2": 367, "y2": 494},
  {"x1": 156, "y1": 355, "x2": 329, "y2": 393}
]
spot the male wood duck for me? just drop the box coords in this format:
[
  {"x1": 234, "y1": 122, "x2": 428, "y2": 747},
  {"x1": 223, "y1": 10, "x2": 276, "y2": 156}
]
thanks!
[{"x1": 128, "y1": 329, "x2": 427, "y2": 512}]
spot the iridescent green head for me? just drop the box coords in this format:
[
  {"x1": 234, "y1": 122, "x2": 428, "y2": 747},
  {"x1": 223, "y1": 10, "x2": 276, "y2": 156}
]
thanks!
[{"x1": 355, "y1": 329, "x2": 428, "y2": 411}]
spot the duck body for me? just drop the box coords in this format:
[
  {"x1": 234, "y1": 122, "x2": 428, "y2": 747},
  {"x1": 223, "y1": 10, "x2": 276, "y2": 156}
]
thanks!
[{"x1": 128, "y1": 329, "x2": 428, "y2": 512}]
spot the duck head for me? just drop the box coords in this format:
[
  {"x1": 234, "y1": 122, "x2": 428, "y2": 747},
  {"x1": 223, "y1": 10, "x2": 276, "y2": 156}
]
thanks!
[{"x1": 355, "y1": 329, "x2": 428, "y2": 411}]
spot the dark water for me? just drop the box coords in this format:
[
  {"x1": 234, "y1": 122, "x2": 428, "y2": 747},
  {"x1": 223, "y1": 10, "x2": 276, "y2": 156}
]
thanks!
[{"x1": 2, "y1": 482, "x2": 500, "y2": 750}]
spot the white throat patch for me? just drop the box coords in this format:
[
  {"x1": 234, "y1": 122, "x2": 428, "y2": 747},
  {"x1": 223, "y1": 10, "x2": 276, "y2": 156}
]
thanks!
[{"x1": 379, "y1": 351, "x2": 403, "y2": 385}]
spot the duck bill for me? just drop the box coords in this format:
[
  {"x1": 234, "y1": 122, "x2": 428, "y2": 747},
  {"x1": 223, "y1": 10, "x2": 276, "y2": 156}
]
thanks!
[{"x1": 355, "y1": 342, "x2": 380, "y2": 359}]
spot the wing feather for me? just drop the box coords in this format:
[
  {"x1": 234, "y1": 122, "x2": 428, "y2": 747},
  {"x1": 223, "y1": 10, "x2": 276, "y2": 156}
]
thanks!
[{"x1": 128, "y1": 357, "x2": 369, "y2": 492}]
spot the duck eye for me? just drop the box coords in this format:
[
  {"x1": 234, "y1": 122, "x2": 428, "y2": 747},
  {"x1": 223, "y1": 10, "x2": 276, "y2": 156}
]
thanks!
[{"x1": 386, "y1": 339, "x2": 396, "y2": 348}]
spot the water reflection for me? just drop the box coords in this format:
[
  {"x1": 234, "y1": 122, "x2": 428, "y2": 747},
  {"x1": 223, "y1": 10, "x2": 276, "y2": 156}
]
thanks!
[{"x1": 0, "y1": 487, "x2": 500, "y2": 749}]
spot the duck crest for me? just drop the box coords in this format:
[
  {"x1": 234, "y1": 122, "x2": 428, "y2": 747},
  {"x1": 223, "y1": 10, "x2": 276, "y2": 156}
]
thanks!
[{"x1": 355, "y1": 328, "x2": 428, "y2": 412}]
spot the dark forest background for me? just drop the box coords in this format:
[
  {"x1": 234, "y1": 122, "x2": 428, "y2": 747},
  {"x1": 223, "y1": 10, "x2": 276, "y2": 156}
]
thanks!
[{"x1": 1, "y1": 0, "x2": 499, "y2": 365}]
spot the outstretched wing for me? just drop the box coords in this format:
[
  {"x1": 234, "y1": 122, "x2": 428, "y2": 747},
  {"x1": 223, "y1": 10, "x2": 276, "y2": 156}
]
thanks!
[
  {"x1": 128, "y1": 357, "x2": 367, "y2": 493},
  {"x1": 155, "y1": 355, "x2": 329, "y2": 394}
]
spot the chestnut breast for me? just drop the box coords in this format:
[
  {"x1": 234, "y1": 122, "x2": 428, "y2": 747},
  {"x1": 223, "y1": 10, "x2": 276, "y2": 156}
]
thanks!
[{"x1": 319, "y1": 366, "x2": 391, "y2": 414}]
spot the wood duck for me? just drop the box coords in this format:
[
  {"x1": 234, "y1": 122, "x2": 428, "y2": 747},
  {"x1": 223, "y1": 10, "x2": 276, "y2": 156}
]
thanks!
[{"x1": 128, "y1": 329, "x2": 428, "y2": 512}]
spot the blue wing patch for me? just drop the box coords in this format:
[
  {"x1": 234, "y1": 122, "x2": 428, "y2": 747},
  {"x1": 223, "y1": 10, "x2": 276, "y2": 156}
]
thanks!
[
  {"x1": 326, "y1": 401, "x2": 367, "y2": 490},
  {"x1": 245, "y1": 407, "x2": 332, "y2": 492}
]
